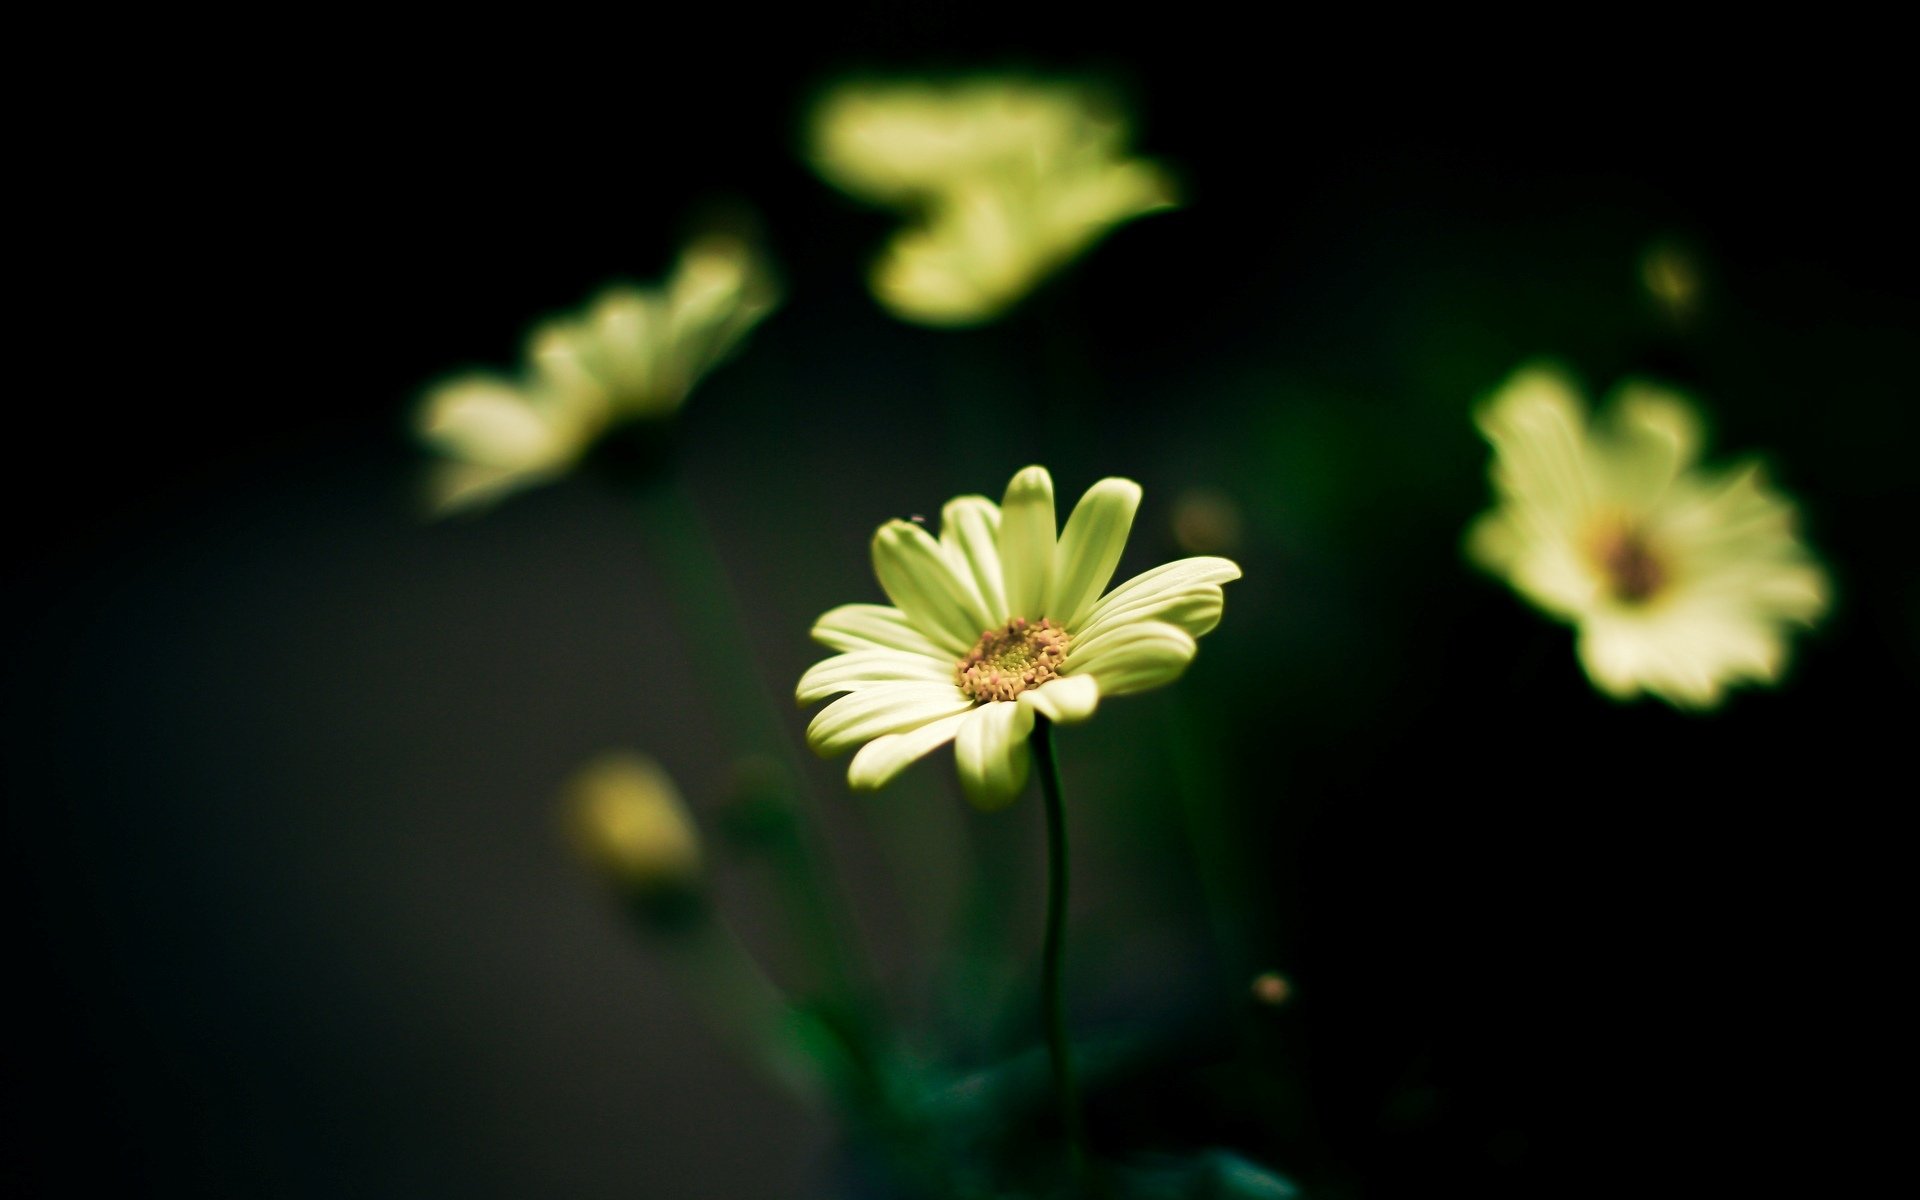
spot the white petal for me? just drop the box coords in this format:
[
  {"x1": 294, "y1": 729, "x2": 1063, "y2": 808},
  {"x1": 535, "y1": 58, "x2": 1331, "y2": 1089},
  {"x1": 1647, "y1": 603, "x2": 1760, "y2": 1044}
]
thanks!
[
  {"x1": 1474, "y1": 366, "x2": 1598, "y2": 519},
  {"x1": 1076, "y1": 556, "x2": 1240, "y2": 638},
  {"x1": 806, "y1": 682, "x2": 973, "y2": 757},
  {"x1": 1017, "y1": 674, "x2": 1101, "y2": 725},
  {"x1": 873, "y1": 520, "x2": 993, "y2": 653},
  {"x1": 1051, "y1": 477, "x2": 1142, "y2": 631},
  {"x1": 940, "y1": 495, "x2": 1008, "y2": 623},
  {"x1": 847, "y1": 711, "x2": 971, "y2": 791},
  {"x1": 1465, "y1": 509, "x2": 1525, "y2": 575},
  {"x1": 810, "y1": 603, "x2": 954, "y2": 658},
  {"x1": 419, "y1": 377, "x2": 577, "y2": 469},
  {"x1": 796, "y1": 649, "x2": 953, "y2": 704},
  {"x1": 425, "y1": 461, "x2": 559, "y2": 516},
  {"x1": 998, "y1": 465, "x2": 1057, "y2": 621},
  {"x1": 1070, "y1": 620, "x2": 1198, "y2": 696},
  {"x1": 954, "y1": 700, "x2": 1035, "y2": 810},
  {"x1": 1602, "y1": 382, "x2": 1705, "y2": 500},
  {"x1": 1578, "y1": 601, "x2": 1787, "y2": 711},
  {"x1": 1077, "y1": 583, "x2": 1225, "y2": 642}
]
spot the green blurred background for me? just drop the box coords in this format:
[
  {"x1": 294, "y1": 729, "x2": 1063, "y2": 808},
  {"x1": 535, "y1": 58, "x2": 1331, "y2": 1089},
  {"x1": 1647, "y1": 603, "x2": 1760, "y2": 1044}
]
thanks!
[{"x1": 7, "y1": 16, "x2": 1914, "y2": 1199}]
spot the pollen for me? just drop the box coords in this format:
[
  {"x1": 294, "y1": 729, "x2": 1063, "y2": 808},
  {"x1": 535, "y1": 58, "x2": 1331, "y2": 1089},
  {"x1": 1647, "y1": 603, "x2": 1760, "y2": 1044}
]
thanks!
[
  {"x1": 956, "y1": 617, "x2": 1070, "y2": 702},
  {"x1": 1590, "y1": 520, "x2": 1668, "y2": 604}
]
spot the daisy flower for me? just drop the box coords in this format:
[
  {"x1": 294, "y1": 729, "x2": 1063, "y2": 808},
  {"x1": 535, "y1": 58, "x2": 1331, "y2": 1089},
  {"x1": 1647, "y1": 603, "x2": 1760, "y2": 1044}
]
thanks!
[
  {"x1": 417, "y1": 232, "x2": 778, "y2": 513},
  {"x1": 799, "y1": 466, "x2": 1240, "y2": 809},
  {"x1": 1466, "y1": 364, "x2": 1830, "y2": 708},
  {"x1": 807, "y1": 76, "x2": 1178, "y2": 327}
]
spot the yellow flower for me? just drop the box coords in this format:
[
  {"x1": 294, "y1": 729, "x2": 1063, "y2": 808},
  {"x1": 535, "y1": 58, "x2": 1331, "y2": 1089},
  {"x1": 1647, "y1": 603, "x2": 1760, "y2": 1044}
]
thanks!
[
  {"x1": 417, "y1": 232, "x2": 778, "y2": 513},
  {"x1": 565, "y1": 751, "x2": 704, "y2": 892},
  {"x1": 800, "y1": 466, "x2": 1240, "y2": 809},
  {"x1": 1467, "y1": 364, "x2": 1830, "y2": 708},
  {"x1": 808, "y1": 76, "x2": 1178, "y2": 327}
]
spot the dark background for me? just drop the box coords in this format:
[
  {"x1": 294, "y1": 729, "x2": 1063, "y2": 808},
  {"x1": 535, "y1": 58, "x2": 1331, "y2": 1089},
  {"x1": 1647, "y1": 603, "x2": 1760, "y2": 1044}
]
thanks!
[{"x1": 8, "y1": 18, "x2": 1914, "y2": 1199}]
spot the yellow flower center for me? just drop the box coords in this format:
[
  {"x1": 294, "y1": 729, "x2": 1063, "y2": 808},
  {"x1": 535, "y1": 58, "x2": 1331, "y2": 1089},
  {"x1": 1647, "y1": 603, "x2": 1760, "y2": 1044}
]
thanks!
[
  {"x1": 956, "y1": 617, "x2": 1070, "y2": 702},
  {"x1": 1589, "y1": 520, "x2": 1668, "y2": 604}
]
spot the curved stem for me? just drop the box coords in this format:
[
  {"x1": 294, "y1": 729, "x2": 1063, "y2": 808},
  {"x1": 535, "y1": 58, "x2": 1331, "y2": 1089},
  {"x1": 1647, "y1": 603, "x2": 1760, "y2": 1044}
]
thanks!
[
  {"x1": 634, "y1": 480, "x2": 882, "y2": 1068},
  {"x1": 1032, "y1": 715, "x2": 1088, "y2": 1182},
  {"x1": 639, "y1": 483, "x2": 864, "y2": 959}
]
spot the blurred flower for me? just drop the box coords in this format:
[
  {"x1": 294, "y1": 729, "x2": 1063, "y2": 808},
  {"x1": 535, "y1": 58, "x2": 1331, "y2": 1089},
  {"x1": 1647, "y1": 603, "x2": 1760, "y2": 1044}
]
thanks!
[
  {"x1": 808, "y1": 76, "x2": 1178, "y2": 326},
  {"x1": 1171, "y1": 487, "x2": 1244, "y2": 554},
  {"x1": 1467, "y1": 365, "x2": 1829, "y2": 708},
  {"x1": 800, "y1": 465, "x2": 1239, "y2": 809},
  {"x1": 1250, "y1": 971, "x2": 1292, "y2": 1007},
  {"x1": 1640, "y1": 238, "x2": 1703, "y2": 326},
  {"x1": 565, "y1": 751, "x2": 704, "y2": 895},
  {"x1": 417, "y1": 232, "x2": 778, "y2": 513}
]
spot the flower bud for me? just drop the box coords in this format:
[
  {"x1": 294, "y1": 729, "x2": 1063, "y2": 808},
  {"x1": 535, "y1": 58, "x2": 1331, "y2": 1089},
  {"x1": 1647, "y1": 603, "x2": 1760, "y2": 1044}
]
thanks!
[{"x1": 566, "y1": 752, "x2": 704, "y2": 905}]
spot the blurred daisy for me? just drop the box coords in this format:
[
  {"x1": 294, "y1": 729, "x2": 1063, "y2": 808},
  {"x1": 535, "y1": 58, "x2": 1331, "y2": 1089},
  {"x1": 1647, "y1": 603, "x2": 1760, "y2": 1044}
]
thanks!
[
  {"x1": 565, "y1": 751, "x2": 704, "y2": 893},
  {"x1": 418, "y1": 232, "x2": 778, "y2": 513},
  {"x1": 1467, "y1": 364, "x2": 1830, "y2": 708},
  {"x1": 808, "y1": 76, "x2": 1178, "y2": 327},
  {"x1": 799, "y1": 466, "x2": 1240, "y2": 809}
]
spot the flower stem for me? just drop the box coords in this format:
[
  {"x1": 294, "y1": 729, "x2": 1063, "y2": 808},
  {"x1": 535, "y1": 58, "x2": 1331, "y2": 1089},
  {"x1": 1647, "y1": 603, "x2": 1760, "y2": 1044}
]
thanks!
[
  {"x1": 1032, "y1": 715, "x2": 1088, "y2": 1183},
  {"x1": 633, "y1": 478, "x2": 879, "y2": 1052},
  {"x1": 664, "y1": 910, "x2": 853, "y2": 1108}
]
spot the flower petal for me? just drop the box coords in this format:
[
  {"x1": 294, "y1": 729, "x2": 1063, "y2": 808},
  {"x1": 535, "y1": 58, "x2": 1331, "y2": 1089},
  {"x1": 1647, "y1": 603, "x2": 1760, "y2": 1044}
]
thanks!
[
  {"x1": 1069, "y1": 619, "x2": 1198, "y2": 696},
  {"x1": 426, "y1": 461, "x2": 561, "y2": 516},
  {"x1": 1018, "y1": 674, "x2": 1101, "y2": 725},
  {"x1": 954, "y1": 700, "x2": 1035, "y2": 810},
  {"x1": 419, "y1": 376, "x2": 590, "y2": 470},
  {"x1": 419, "y1": 378, "x2": 547, "y2": 466},
  {"x1": 847, "y1": 711, "x2": 971, "y2": 791},
  {"x1": 1602, "y1": 381, "x2": 1705, "y2": 500},
  {"x1": 1076, "y1": 556, "x2": 1240, "y2": 639},
  {"x1": 998, "y1": 465, "x2": 1058, "y2": 621},
  {"x1": 806, "y1": 682, "x2": 973, "y2": 758},
  {"x1": 940, "y1": 495, "x2": 1008, "y2": 623},
  {"x1": 796, "y1": 649, "x2": 954, "y2": 704},
  {"x1": 1051, "y1": 477, "x2": 1142, "y2": 631},
  {"x1": 811, "y1": 604, "x2": 954, "y2": 658},
  {"x1": 874, "y1": 519, "x2": 993, "y2": 653},
  {"x1": 1475, "y1": 366, "x2": 1597, "y2": 519}
]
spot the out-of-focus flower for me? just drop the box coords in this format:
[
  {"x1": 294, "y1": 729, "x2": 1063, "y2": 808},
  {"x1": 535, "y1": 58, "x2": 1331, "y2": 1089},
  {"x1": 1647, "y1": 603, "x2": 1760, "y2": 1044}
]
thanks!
[
  {"x1": 1250, "y1": 971, "x2": 1292, "y2": 1007},
  {"x1": 1640, "y1": 238, "x2": 1703, "y2": 326},
  {"x1": 1467, "y1": 364, "x2": 1829, "y2": 708},
  {"x1": 566, "y1": 751, "x2": 704, "y2": 895},
  {"x1": 808, "y1": 77, "x2": 1178, "y2": 327},
  {"x1": 799, "y1": 465, "x2": 1239, "y2": 809},
  {"x1": 1171, "y1": 487, "x2": 1244, "y2": 555},
  {"x1": 418, "y1": 233, "x2": 778, "y2": 513}
]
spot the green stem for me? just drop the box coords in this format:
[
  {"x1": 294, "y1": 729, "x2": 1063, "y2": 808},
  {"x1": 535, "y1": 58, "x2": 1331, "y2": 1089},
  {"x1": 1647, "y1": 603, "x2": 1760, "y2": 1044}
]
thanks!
[
  {"x1": 665, "y1": 913, "x2": 853, "y2": 1107},
  {"x1": 1032, "y1": 716, "x2": 1088, "y2": 1182},
  {"x1": 637, "y1": 480, "x2": 794, "y2": 762},
  {"x1": 1169, "y1": 695, "x2": 1249, "y2": 987},
  {"x1": 634, "y1": 479, "x2": 878, "y2": 1053}
]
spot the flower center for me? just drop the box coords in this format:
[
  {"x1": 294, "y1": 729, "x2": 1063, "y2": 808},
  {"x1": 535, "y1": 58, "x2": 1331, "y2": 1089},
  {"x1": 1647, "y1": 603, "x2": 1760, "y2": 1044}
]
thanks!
[
  {"x1": 956, "y1": 617, "x2": 1070, "y2": 702},
  {"x1": 1590, "y1": 521, "x2": 1667, "y2": 604}
]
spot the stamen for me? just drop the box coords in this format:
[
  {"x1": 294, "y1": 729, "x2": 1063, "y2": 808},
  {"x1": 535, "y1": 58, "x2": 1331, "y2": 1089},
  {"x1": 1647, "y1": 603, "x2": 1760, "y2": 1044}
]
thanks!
[
  {"x1": 956, "y1": 617, "x2": 1071, "y2": 702},
  {"x1": 1590, "y1": 521, "x2": 1667, "y2": 604}
]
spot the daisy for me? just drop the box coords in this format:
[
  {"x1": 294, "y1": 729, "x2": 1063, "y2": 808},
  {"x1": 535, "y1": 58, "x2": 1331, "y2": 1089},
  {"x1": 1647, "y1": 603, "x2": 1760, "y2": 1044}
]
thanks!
[
  {"x1": 807, "y1": 76, "x2": 1177, "y2": 327},
  {"x1": 1466, "y1": 364, "x2": 1830, "y2": 708},
  {"x1": 799, "y1": 466, "x2": 1240, "y2": 809},
  {"x1": 417, "y1": 232, "x2": 778, "y2": 513}
]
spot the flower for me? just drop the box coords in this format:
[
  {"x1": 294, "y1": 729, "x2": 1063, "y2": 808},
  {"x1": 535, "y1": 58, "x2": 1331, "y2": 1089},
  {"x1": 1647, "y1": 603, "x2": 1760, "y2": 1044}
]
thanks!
[
  {"x1": 565, "y1": 751, "x2": 704, "y2": 893},
  {"x1": 1466, "y1": 364, "x2": 1830, "y2": 708},
  {"x1": 417, "y1": 232, "x2": 778, "y2": 513},
  {"x1": 799, "y1": 466, "x2": 1240, "y2": 809},
  {"x1": 807, "y1": 76, "x2": 1178, "y2": 327}
]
